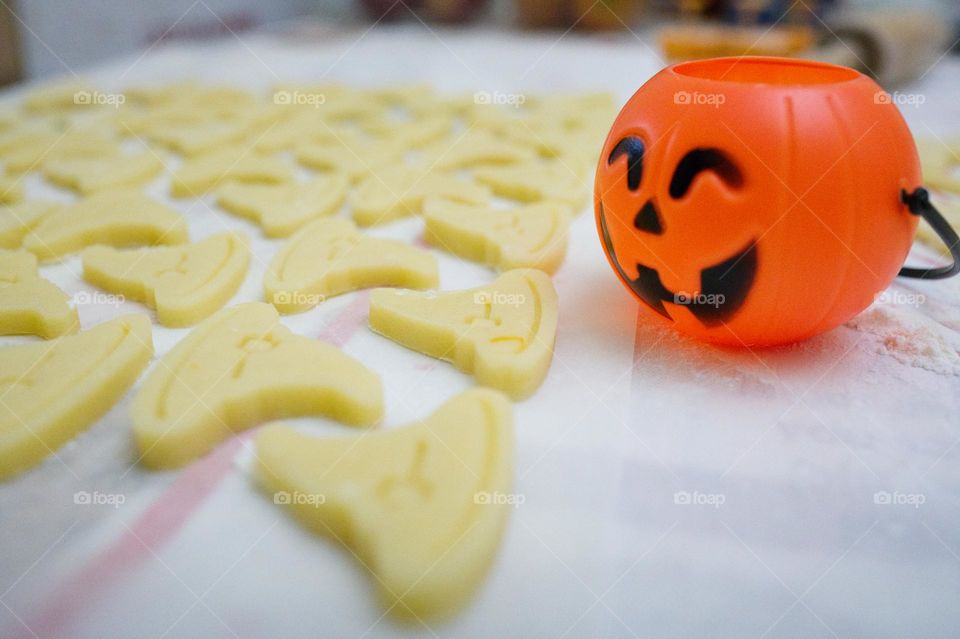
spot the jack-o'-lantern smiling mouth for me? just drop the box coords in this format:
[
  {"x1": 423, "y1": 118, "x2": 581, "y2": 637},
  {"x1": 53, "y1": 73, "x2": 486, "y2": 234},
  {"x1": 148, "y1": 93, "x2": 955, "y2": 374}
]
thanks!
[{"x1": 598, "y1": 202, "x2": 757, "y2": 326}]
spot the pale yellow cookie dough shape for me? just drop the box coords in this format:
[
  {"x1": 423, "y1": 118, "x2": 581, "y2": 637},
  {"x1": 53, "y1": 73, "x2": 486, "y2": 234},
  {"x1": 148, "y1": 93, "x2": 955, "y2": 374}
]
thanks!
[
  {"x1": 422, "y1": 130, "x2": 536, "y2": 171},
  {"x1": 0, "y1": 109, "x2": 18, "y2": 132},
  {"x1": 147, "y1": 116, "x2": 260, "y2": 157},
  {"x1": 171, "y1": 146, "x2": 295, "y2": 197},
  {"x1": 369, "y1": 269, "x2": 558, "y2": 399},
  {"x1": 365, "y1": 113, "x2": 454, "y2": 149},
  {"x1": 524, "y1": 92, "x2": 618, "y2": 128},
  {"x1": 255, "y1": 110, "x2": 344, "y2": 154},
  {"x1": 0, "y1": 124, "x2": 53, "y2": 156},
  {"x1": 916, "y1": 138, "x2": 960, "y2": 194},
  {"x1": 216, "y1": 173, "x2": 349, "y2": 238},
  {"x1": 295, "y1": 133, "x2": 406, "y2": 183},
  {"x1": 82, "y1": 232, "x2": 249, "y2": 327},
  {"x1": 0, "y1": 249, "x2": 78, "y2": 338},
  {"x1": 473, "y1": 160, "x2": 588, "y2": 211},
  {"x1": 0, "y1": 173, "x2": 23, "y2": 204},
  {"x1": 0, "y1": 200, "x2": 61, "y2": 248},
  {"x1": 265, "y1": 218, "x2": 437, "y2": 313},
  {"x1": 23, "y1": 82, "x2": 100, "y2": 113},
  {"x1": 23, "y1": 189, "x2": 188, "y2": 261},
  {"x1": 350, "y1": 164, "x2": 491, "y2": 227},
  {"x1": 0, "y1": 315, "x2": 153, "y2": 480},
  {"x1": 43, "y1": 152, "x2": 163, "y2": 194},
  {"x1": 423, "y1": 198, "x2": 569, "y2": 274},
  {"x1": 4, "y1": 130, "x2": 120, "y2": 174},
  {"x1": 132, "y1": 302, "x2": 383, "y2": 469},
  {"x1": 255, "y1": 387, "x2": 514, "y2": 620}
]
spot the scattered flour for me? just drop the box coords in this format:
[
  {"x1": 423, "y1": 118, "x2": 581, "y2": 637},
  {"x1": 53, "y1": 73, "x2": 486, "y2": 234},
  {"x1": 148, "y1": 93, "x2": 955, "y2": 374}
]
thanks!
[{"x1": 847, "y1": 304, "x2": 960, "y2": 376}]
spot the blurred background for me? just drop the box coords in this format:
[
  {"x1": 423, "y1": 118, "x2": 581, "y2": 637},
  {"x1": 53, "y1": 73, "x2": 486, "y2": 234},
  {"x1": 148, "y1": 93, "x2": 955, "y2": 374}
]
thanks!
[{"x1": 1, "y1": 0, "x2": 958, "y2": 89}]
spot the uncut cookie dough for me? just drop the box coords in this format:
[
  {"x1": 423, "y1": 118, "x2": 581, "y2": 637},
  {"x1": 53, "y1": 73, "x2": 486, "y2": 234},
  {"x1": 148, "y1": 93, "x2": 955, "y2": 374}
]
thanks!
[
  {"x1": 0, "y1": 201, "x2": 61, "y2": 248},
  {"x1": 43, "y1": 152, "x2": 163, "y2": 194},
  {"x1": 216, "y1": 173, "x2": 349, "y2": 238},
  {"x1": 350, "y1": 164, "x2": 490, "y2": 227},
  {"x1": 255, "y1": 387, "x2": 514, "y2": 620},
  {"x1": 265, "y1": 218, "x2": 437, "y2": 313},
  {"x1": 423, "y1": 198, "x2": 569, "y2": 274},
  {"x1": 0, "y1": 249, "x2": 78, "y2": 338},
  {"x1": 82, "y1": 232, "x2": 249, "y2": 327},
  {"x1": 369, "y1": 269, "x2": 558, "y2": 399},
  {"x1": 132, "y1": 302, "x2": 383, "y2": 469},
  {"x1": 0, "y1": 315, "x2": 153, "y2": 480},
  {"x1": 23, "y1": 190, "x2": 188, "y2": 261}
]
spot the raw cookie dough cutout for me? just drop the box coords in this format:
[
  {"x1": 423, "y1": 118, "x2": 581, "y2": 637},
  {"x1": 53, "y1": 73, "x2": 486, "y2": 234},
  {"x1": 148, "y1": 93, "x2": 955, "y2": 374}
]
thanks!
[
  {"x1": 365, "y1": 114, "x2": 453, "y2": 149},
  {"x1": 0, "y1": 109, "x2": 19, "y2": 132},
  {"x1": 423, "y1": 198, "x2": 569, "y2": 274},
  {"x1": 255, "y1": 387, "x2": 514, "y2": 620},
  {"x1": 255, "y1": 110, "x2": 346, "y2": 154},
  {"x1": 295, "y1": 133, "x2": 406, "y2": 183},
  {"x1": 171, "y1": 147, "x2": 295, "y2": 196},
  {"x1": 0, "y1": 201, "x2": 60, "y2": 248},
  {"x1": 350, "y1": 164, "x2": 490, "y2": 227},
  {"x1": 0, "y1": 173, "x2": 23, "y2": 204},
  {"x1": 473, "y1": 160, "x2": 588, "y2": 211},
  {"x1": 0, "y1": 124, "x2": 55, "y2": 159},
  {"x1": 43, "y1": 152, "x2": 163, "y2": 194},
  {"x1": 216, "y1": 173, "x2": 349, "y2": 237},
  {"x1": 421, "y1": 130, "x2": 536, "y2": 170},
  {"x1": 0, "y1": 249, "x2": 78, "y2": 338},
  {"x1": 474, "y1": 108, "x2": 609, "y2": 167},
  {"x1": 125, "y1": 83, "x2": 256, "y2": 110},
  {"x1": 916, "y1": 138, "x2": 960, "y2": 194},
  {"x1": 146, "y1": 111, "x2": 269, "y2": 157},
  {"x1": 265, "y1": 217, "x2": 438, "y2": 313},
  {"x1": 0, "y1": 315, "x2": 153, "y2": 480},
  {"x1": 272, "y1": 84, "x2": 386, "y2": 123},
  {"x1": 82, "y1": 232, "x2": 249, "y2": 327},
  {"x1": 23, "y1": 82, "x2": 100, "y2": 114},
  {"x1": 23, "y1": 190, "x2": 188, "y2": 261},
  {"x1": 132, "y1": 302, "x2": 383, "y2": 468},
  {"x1": 369, "y1": 269, "x2": 558, "y2": 399},
  {"x1": 3, "y1": 130, "x2": 120, "y2": 174}
]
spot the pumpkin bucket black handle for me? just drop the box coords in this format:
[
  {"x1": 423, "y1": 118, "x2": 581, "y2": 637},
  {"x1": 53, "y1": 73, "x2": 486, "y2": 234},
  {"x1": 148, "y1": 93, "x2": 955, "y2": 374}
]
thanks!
[{"x1": 898, "y1": 187, "x2": 960, "y2": 280}]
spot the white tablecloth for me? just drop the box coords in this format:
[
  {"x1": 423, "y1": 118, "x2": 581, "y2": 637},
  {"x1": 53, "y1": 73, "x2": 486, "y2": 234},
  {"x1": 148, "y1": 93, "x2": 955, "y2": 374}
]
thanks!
[{"x1": 1, "y1": 22, "x2": 959, "y2": 639}]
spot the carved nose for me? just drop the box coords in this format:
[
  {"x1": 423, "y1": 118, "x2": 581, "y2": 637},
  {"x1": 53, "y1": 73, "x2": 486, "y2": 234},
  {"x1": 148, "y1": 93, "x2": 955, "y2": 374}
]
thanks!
[{"x1": 633, "y1": 200, "x2": 663, "y2": 234}]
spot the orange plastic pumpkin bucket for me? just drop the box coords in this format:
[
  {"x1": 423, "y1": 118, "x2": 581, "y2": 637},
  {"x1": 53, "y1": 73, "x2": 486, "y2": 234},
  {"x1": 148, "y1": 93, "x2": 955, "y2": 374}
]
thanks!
[{"x1": 595, "y1": 56, "x2": 959, "y2": 347}]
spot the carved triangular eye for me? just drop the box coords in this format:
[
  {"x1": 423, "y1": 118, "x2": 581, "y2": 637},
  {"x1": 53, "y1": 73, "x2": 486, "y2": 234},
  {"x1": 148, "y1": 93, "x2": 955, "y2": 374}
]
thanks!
[
  {"x1": 607, "y1": 136, "x2": 645, "y2": 191},
  {"x1": 633, "y1": 201, "x2": 663, "y2": 234},
  {"x1": 669, "y1": 148, "x2": 743, "y2": 199}
]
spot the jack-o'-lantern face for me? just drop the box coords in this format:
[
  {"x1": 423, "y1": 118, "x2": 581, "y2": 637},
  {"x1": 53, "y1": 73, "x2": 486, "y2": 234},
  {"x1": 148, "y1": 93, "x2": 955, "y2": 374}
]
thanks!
[
  {"x1": 598, "y1": 135, "x2": 757, "y2": 326},
  {"x1": 595, "y1": 57, "x2": 922, "y2": 347}
]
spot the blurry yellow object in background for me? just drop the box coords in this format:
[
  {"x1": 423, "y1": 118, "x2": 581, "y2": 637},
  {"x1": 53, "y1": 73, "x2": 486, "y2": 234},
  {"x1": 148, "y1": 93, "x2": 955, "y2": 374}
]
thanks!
[{"x1": 660, "y1": 23, "x2": 814, "y2": 61}]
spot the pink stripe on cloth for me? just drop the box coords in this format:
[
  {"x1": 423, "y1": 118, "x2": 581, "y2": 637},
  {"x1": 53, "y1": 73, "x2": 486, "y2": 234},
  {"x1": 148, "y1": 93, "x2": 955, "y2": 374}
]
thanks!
[
  {"x1": 316, "y1": 291, "x2": 370, "y2": 347},
  {"x1": 22, "y1": 433, "x2": 252, "y2": 639}
]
